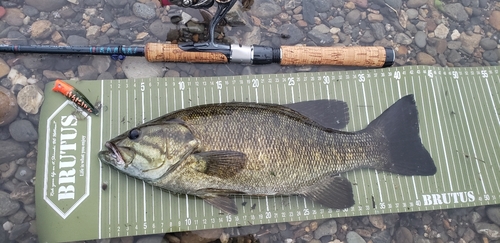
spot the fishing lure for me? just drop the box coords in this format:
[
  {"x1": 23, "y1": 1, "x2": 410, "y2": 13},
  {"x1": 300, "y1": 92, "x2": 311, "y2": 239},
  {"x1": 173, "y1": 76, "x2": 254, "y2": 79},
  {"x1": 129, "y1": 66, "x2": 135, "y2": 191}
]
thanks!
[{"x1": 52, "y1": 79, "x2": 100, "y2": 116}]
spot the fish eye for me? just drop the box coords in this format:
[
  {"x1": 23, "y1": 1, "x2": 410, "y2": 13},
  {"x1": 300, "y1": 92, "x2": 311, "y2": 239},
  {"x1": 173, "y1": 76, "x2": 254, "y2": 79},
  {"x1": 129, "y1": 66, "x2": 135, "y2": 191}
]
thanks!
[{"x1": 128, "y1": 129, "x2": 141, "y2": 140}]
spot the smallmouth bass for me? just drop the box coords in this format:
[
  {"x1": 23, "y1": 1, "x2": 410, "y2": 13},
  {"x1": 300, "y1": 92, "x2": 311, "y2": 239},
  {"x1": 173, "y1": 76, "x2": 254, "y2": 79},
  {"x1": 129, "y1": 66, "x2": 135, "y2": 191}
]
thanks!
[{"x1": 98, "y1": 95, "x2": 436, "y2": 214}]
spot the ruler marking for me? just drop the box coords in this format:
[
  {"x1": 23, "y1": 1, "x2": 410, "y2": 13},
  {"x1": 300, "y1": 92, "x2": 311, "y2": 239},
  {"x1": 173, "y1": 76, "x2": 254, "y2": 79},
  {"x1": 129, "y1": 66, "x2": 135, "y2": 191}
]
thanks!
[
  {"x1": 463, "y1": 76, "x2": 487, "y2": 193},
  {"x1": 477, "y1": 73, "x2": 500, "y2": 186},
  {"x1": 430, "y1": 72, "x2": 453, "y2": 191},
  {"x1": 457, "y1": 76, "x2": 486, "y2": 193},
  {"x1": 468, "y1": 76, "x2": 492, "y2": 194}
]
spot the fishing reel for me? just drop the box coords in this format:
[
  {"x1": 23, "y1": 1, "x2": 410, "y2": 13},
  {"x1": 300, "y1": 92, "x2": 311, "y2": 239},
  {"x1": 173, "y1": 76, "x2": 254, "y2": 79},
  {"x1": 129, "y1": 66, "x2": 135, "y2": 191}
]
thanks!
[{"x1": 159, "y1": 0, "x2": 238, "y2": 55}]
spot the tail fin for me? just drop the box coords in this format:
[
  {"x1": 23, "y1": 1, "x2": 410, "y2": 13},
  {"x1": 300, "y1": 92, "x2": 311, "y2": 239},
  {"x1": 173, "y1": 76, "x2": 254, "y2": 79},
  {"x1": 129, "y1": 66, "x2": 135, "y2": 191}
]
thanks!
[{"x1": 366, "y1": 94, "x2": 436, "y2": 176}]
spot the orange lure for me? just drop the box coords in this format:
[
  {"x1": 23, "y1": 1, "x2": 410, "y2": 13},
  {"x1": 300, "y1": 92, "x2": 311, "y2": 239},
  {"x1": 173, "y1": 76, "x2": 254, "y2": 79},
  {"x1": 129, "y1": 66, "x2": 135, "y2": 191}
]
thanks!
[{"x1": 52, "y1": 79, "x2": 100, "y2": 115}]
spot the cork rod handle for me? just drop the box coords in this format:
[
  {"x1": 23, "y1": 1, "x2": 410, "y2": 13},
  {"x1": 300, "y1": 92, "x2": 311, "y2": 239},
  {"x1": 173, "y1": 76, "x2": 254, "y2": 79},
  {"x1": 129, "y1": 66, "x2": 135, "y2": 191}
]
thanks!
[
  {"x1": 145, "y1": 43, "x2": 229, "y2": 63},
  {"x1": 280, "y1": 46, "x2": 392, "y2": 67}
]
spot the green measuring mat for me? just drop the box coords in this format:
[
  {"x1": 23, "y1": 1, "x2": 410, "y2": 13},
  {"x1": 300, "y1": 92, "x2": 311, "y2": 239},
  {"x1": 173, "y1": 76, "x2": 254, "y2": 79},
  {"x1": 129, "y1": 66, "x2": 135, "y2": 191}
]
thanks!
[{"x1": 35, "y1": 65, "x2": 500, "y2": 242}]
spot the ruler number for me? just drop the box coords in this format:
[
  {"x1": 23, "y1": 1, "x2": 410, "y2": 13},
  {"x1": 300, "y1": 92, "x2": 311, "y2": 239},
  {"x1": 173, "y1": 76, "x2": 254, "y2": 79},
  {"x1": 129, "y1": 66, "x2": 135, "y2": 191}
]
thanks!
[
  {"x1": 452, "y1": 71, "x2": 459, "y2": 79},
  {"x1": 323, "y1": 75, "x2": 330, "y2": 84},
  {"x1": 140, "y1": 82, "x2": 145, "y2": 92},
  {"x1": 216, "y1": 80, "x2": 223, "y2": 90},
  {"x1": 185, "y1": 218, "x2": 191, "y2": 226},
  {"x1": 358, "y1": 74, "x2": 365, "y2": 82},
  {"x1": 252, "y1": 79, "x2": 259, "y2": 88},
  {"x1": 427, "y1": 70, "x2": 434, "y2": 78},
  {"x1": 179, "y1": 81, "x2": 185, "y2": 91},
  {"x1": 393, "y1": 71, "x2": 401, "y2": 80},
  {"x1": 265, "y1": 212, "x2": 272, "y2": 219},
  {"x1": 288, "y1": 77, "x2": 295, "y2": 86},
  {"x1": 481, "y1": 70, "x2": 488, "y2": 78}
]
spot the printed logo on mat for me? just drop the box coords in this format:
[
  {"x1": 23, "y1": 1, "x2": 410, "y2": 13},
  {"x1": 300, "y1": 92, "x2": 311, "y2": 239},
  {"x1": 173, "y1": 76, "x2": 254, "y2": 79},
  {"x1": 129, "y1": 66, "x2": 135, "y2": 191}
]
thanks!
[{"x1": 43, "y1": 101, "x2": 91, "y2": 219}]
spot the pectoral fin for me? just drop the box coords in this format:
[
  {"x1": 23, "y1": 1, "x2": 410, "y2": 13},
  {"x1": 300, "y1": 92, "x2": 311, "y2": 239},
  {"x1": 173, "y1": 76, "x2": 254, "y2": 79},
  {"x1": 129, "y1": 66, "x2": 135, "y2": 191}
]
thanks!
[
  {"x1": 302, "y1": 176, "x2": 354, "y2": 209},
  {"x1": 202, "y1": 195, "x2": 238, "y2": 215},
  {"x1": 194, "y1": 151, "x2": 247, "y2": 179}
]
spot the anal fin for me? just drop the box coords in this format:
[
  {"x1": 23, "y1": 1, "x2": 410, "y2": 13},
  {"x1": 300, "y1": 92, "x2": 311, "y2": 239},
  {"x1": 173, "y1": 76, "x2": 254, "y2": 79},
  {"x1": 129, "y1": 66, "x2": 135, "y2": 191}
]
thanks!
[
  {"x1": 202, "y1": 196, "x2": 238, "y2": 215},
  {"x1": 302, "y1": 176, "x2": 354, "y2": 209}
]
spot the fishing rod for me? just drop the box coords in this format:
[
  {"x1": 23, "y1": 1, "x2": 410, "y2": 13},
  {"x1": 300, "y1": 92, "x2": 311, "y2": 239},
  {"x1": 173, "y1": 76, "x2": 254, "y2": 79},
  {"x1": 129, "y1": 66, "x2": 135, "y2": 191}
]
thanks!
[{"x1": 0, "y1": 0, "x2": 395, "y2": 68}]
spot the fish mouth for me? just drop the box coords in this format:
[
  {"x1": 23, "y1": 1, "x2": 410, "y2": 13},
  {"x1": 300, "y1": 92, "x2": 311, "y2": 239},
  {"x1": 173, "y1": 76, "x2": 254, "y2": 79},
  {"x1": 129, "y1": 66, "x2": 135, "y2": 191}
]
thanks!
[{"x1": 99, "y1": 142, "x2": 125, "y2": 166}]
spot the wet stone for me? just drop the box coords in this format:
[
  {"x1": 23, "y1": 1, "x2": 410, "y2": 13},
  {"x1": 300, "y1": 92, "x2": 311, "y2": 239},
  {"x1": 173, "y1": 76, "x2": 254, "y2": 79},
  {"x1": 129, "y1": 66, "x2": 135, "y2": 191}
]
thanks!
[
  {"x1": 0, "y1": 86, "x2": 18, "y2": 127},
  {"x1": 314, "y1": 219, "x2": 337, "y2": 239},
  {"x1": 23, "y1": 204, "x2": 35, "y2": 218},
  {"x1": 279, "y1": 24, "x2": 305, "y2": 45},
  {"x1": 9, "y1": 120, "x2": 38, "y2": 142},
  {"x1": 475, "y1": 222, "x2": 500, "y2": 240},
  {"x1": 251, "y1": 0, "x2": 283, "y2": 18},
  {"x1": 486, "y1": 207, "x2": 500, "y2": 225},
  {"x1": 443, "y1": 3, "x2": 469, "y2": 22},
  {"x1": 67, "y1": 35, "x2": 90, "y2": 46},
  {"x1": 10, "y1": 184, "x2": 35, "y2": 205},
  {"x1": 25, "y1": 0, "x2": 66, "y2": 12},
  {"x1": 14, "y1": 166, "x2": 34, "y2": 182},
  {"x1": 480, "y1": 38, "x2": 498, "y2": 50},
  {"x1": 77, "y1": 65, "x2": 99, "y2": 80},
  {"x1": 372, "y1": 229, "x2": 391, "y2": 243},
  {"x1": 16, "y1": 85, "x2": 44, "y2": 114},
  {"x1": 415, "y1": 31, "x2": 427, "y2": 48},
  {"x1": 483, "y1": 50, "x2": 499, "y2": 62},
  {"x1": 307, "y1": 29, "x2": 334, "y2": 46},
  {"x1": 0, "y1": 191, "x2": 20, "y2": 217},
  {"x1": 8, "y1": 209, "x2": 28, "y2": 224},
  {"x1": 0, "y1": 140, "x2": 27, "y2": 164},
  {"x1": 9, "y1": 222, "x2": 30, "y2": 241},
  {"x1": 132, "y1": 2, "x2": 156, "y2": 20},
  {"x1": 346, "y1": 231, "x2": 366, "y2": 243}
]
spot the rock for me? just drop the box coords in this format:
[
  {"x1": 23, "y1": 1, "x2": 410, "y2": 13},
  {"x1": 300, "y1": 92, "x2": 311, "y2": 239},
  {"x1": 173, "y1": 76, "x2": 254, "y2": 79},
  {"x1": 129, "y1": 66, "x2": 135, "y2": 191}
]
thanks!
[
  {"x1": 394, "y1": 33, "x2": 412, "y2": 44},
  {"x1": 0, "y1": 86, "x2": 18, "y2": 127},
  {"x1": 10, "y1": 184, "x2": 35, "y2": 205},
  {"x1": 460, "y1": 33, "x2": 482, "y2": 53},
  {"x1": 480, "y1": 38, "x2": 498, "y2": 50},
  {"x1": 414, "y1": 31, "x2": 427, "y2": 48},
  {"x1": 67, "y1": 35, "x2": 89, "y2": 46},
  {"x1": 8, "y1": 120, "x2": 37, "y2": 142},
  {"x1": 314, "y1": 219, "x2": 337, "y2": 239},
  {"x1": 434, "y1": 23, "x2": 449, "y2": 39},
  {"x1": 91, "y1": 56, "x2": 112, "y2": 74},
  {"x1": 443, "y1": 3, "x2": 469, "y2": 22},
  {"x1": 486, "y1": 207, "x2": 500, "y2": 225},
  {"x1": 483, "y1": 50, "x2": 499, "y2": 62},
  {"x1": 8, "y1": 222, "x2": 30, "y2": 241},
  {"x1": 86, "y1": 25, "x2": 101, "y2": 39},
  {"x1": 351, "y1": 0, "x2": 368, "y2": 8},
  {"x1": 369, "y1": 215, "x2": 386, "y2": 229},
  {"x1": 122, "y1": 57, "x2": 165, "y2": 79},
  {"x1": 385, "y1": 0, "x2": 402, "y2": 10},
  {"x1": 417, "y1": 52, "x2": 436, "y2": 65},
  {"x1": 406, "y1": 9, "x2": 419, "y2": 19},
  {"x1": 42, "y1": 70, "x2": 66, "y2": 80},
  {"x1": 0, "y1": 140, "x2": 26, "y2": 164},
  {"x1": 370, "y1": 22, "x2": 386, "y2": 40},
  {"x1": 21, "y1": 5, "x2": 39, "y2": 17},
  {"x1": 8, "y1": 209, "x2": 27, "y2": 224},
  {"x1": 132, "y1": 2, "x2": 156, "y2": 20},
  {"x1": 239, "y1": 225, "x2": 261, "y2": 235},
  {"x1": 490, "y1": 11, "x2": 500, "y2": 31},
  {"x1": 30, "y1": 20, "x2": 54, "y2": 39},
  {"x1": 7, "y1": 68, "x2": 28, "y2": 87},
  {"x1": 0, "y1": 191, "x2": 20, "y2": 217},
  {"x1": 25, "y1": 0, "x2": 66, "y2": 12},
  {"x1": 16, "y1": 85, "x2": 44, "y2": 114},
  {"x1": 395, "y1": 227, "x2": 413, "y2": 243},
  {"x1": 116, "y1": 16, "x2": 143, "y2": 29},
  {"x1": 448, "y1": 31, "x2": 460, "y2": 42},
  {"x1": 250, "y1": 0, "x2": 282, "y2": 18},
  {"x1": 14, "y1": 166, "x2": 35, "y2": 181},
  {"x1": 475, "y1": 222, "x2": 500, "y2": 240},
  {"x1": 149, "y1": 20, "x2": 178, "y2": 41},
  {"x1": 3, "y1": 8, "x2": 25, "y2": 27},
  {"x1": 242, "y1": 26, "x2": 261, "y2": 45},
  {"x1": 407, "y1": 0, "x2": 427, "y2": 8},
  {"x1": 372, "y1": 229, "x2": 391, "y2": 243},
  {"x1": 368, "y1": 13, "x2": 384, "y2": 22},
  {"x1": 0, "y1": 59, "x2": 10, "y2": 79},
  {"x1": 329, "y1": 16, "x2": 345, "y2": 28},
  {"x1": 312, "y1": 0, "x2": 333, "y2": 12},
  {"x1": 346, "y1": 9, "x2": 361, "y2": 25},
  {"x1": 308, "y1": 29, "x2": 334, "y2": 46},
  {"x1": 105, "y1": 0, "x2": 128, "y2": 7},
  {"x1": 346, "y1": 231, "x2": 366, "y2": 243},
  {"x1": 23, "y1": 204, "x2": 35, "y2": 218},
  {"x1": 360, "y1": 30, "x2": 375, "y2": 43},
  {"x1": 180, "y1": 229, "x2": 223, "y2": 243},
  {"x1": 1, "y1": 160, "x2": 17, "y2": 179},
  {"x1": 462, "y1": 227, "x2": 476, "y2": 242},
  {"x1": 77, "y1": 65, "x2": 99, "y2": 80},
  {"x1": 279, "y1": 24, "x2": 305, "y2": 45}
]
